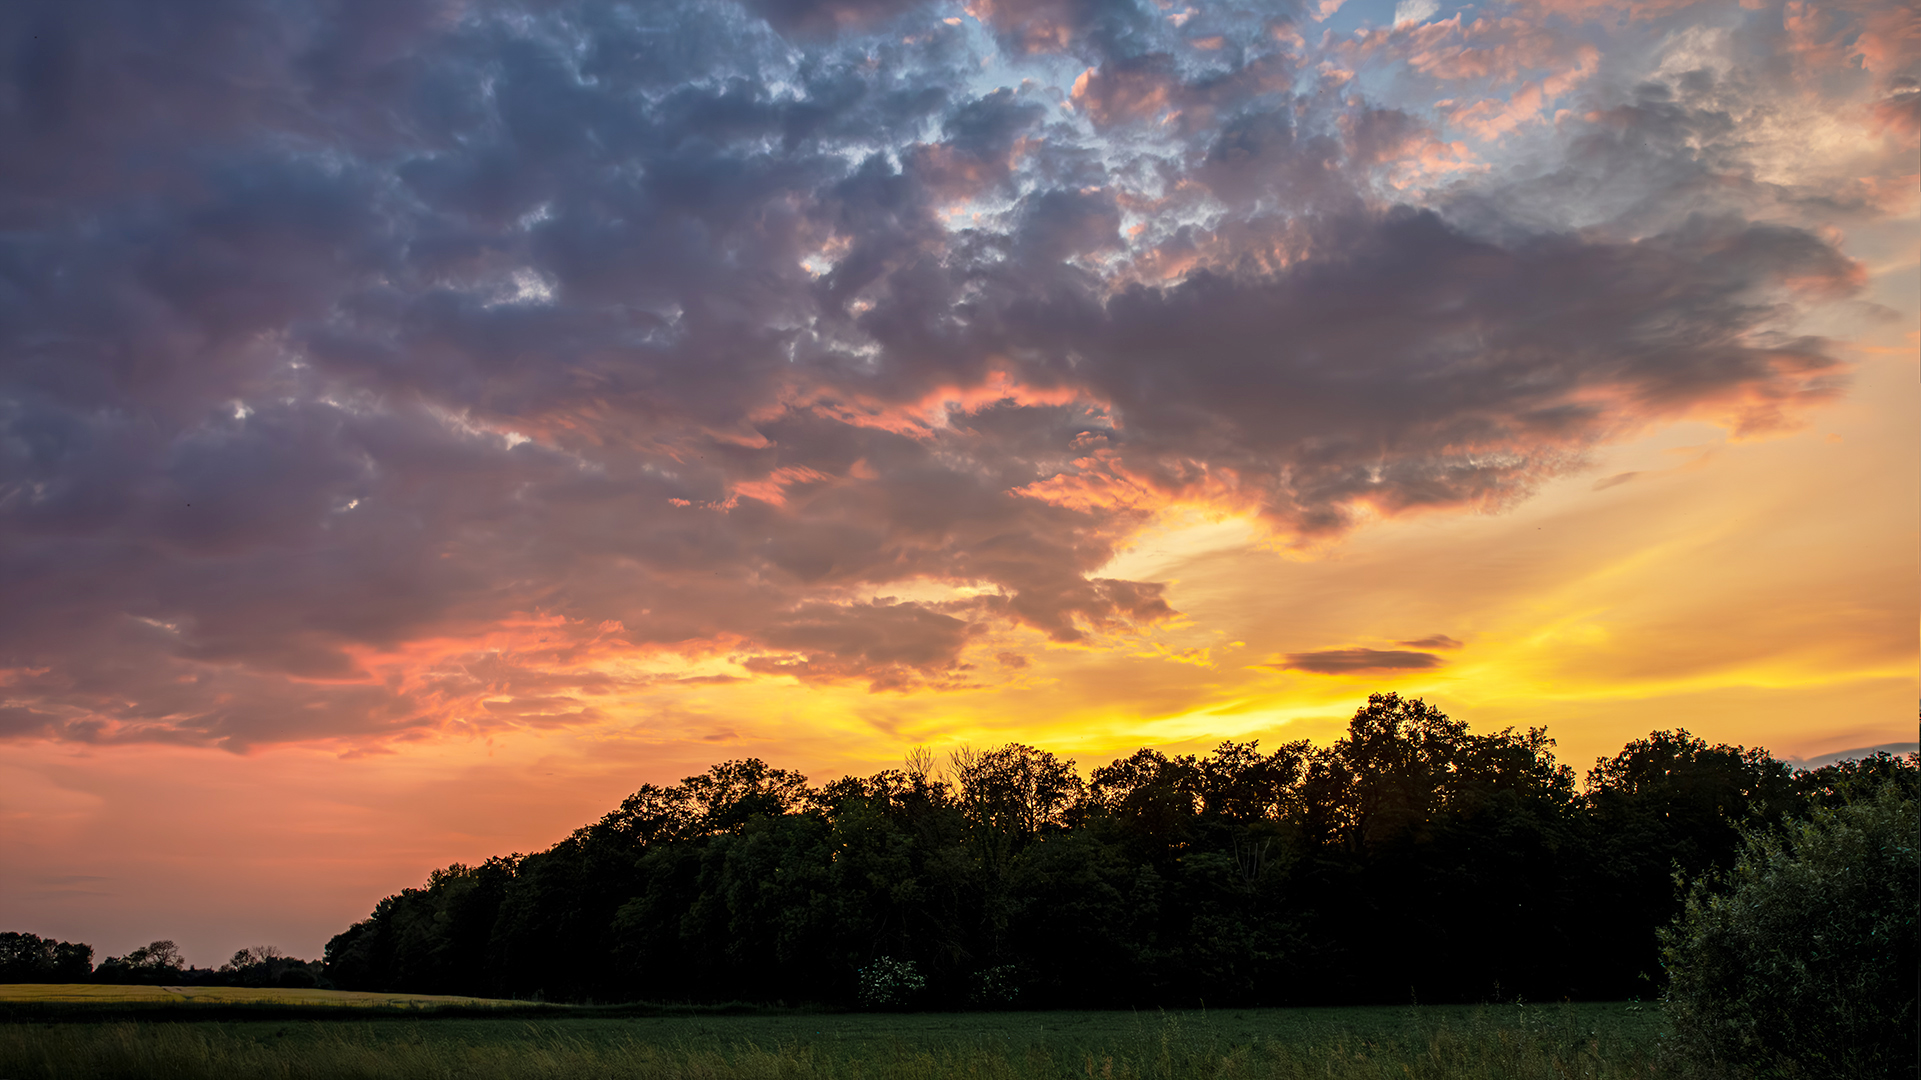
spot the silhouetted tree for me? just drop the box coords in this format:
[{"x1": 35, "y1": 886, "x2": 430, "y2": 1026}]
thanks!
[
  {"x1": 318, "y1": 703, "x2": 1867, "y2": 1010},
  {"x1": 95, "y1": 940, "x2": 184, "y2": 984},
  {"x1": 0, "y1": 932, "x2": 93, "y2": 982},
  {"x1": 1574, "y1": 730, "x2": 1797, "y2": 996}
]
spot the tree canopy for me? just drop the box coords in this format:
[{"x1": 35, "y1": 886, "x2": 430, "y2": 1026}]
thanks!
[{"x1": 314, "y1": 695, "x2": 1912, "y2": 1008}]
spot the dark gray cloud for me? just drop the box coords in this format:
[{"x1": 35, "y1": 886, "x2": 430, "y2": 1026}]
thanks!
[
  {"x1": 1268, "y1": 648, "x2": 1449, "y2": 674},
  {"x1": 1397, "y1": 635, "x2": 1463, "y2": 649},
  {"x1": 0, "y1": 0, "x2": 1883, "y2": 747}
]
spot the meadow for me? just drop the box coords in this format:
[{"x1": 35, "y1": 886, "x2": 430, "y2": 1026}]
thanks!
[{"x1": 0, "y1": 992, "x2": 1672, "y2": 1079}]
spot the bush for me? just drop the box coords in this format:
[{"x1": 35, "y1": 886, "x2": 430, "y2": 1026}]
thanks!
[
  {"x1": 1661, "y1": 774, "x2": 1918, "y2": 1079},
  {"x1": 854, "y1": 956, "x2": 925, "y2": 1010},
  {"x1": 970, "y1": 963, "x2": 1022, "y2": 1007}
]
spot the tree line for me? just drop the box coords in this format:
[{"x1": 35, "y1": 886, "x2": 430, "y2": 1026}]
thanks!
[
  {"x1": 0, "y1": 934, "x2": 324, "y2": 989},
  {"x1": 317, "y1": 694, "x2": 1915, "y2": 1007},
  {"x1": 5, "y1": 694, "x2": 1909, "y2": 1009}
]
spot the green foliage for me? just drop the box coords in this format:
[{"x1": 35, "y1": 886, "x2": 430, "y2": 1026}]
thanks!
[
  {"x1": 856, "y1": 956, "x2": 927, "y2": 1009},
  {"x1": 968, "y1": 963, "x2": 1022, "y2": 1007},
  {"x1": 1661, "y1": 769, "x2": 1919, "y2": 1079}
]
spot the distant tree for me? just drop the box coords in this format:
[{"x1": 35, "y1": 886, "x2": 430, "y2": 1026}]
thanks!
[
  {"x1": 589, "y1": 758, "x2": 814, "y2": 849},
  {"x1": 1662, "y1": 775, "x2": 1918, "y2": 1079},
  {"x1": 219, "y1": 945, "x2": 324, "y2": 988},
  {"x1": 683, "y1": 758, "x2": 814, "y2": 833},
  {"x1": 324, "y1": 856, "x2": 518, "y2": 994},
  {"x1": 1573, "y1": 729, "x2": 1798, "y2": 997},
  {"x1": 1792, "y1": 750, "x2": 1920, "y2": 810},
  {"x1": 1088, "y1": 748, "x2": 1200, "y2": 841},
  {"x1": 1006, "y1": 826, "x2": 1149, "y2": 1005},
  {"x1": 324, "y1": 901, "x2": 398, "y2": 992},
  {"x1": 0, "y1": 932, "x2": 93, "y2": 982},
  {"x1": 1333, "y1": 693, "x2": 1478, "y2": 849},
  {"x1": 1197, "y1": 739, "x2": 1313, "y2": 827},
  {"x1": 96, "y1": 940, "x2": 184, "y2": 984},
  {"x1": 1306, "y1": 694, "x2": 1582, "y2": 1002},
  {"x1": 51, "y1": 940, "x2": 93, "y2": 981},
  {"x1": 488, "y1": 838, "x2": 641, "y2": 1000},
  {"x1": 952, "y1": 743, "x2": 1084, "y2": 850}
]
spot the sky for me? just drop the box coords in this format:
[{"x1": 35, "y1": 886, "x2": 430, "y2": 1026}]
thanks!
[{"x1": 0, "y1": 0, "x2": 1914, "y2": 967}]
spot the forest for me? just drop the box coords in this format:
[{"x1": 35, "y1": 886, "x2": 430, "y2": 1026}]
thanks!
[
  {"x1": 309, "y1": 694, "x2": 1913, "y2": 1007},
  {"x1": 7, "y1": 694, "x2": 1910, "y2": 1010}
]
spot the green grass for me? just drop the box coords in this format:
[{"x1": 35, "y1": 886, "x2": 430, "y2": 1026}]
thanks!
[{"x1": 0, "y1": 1001, "x2": 1673, "y2": 1079}]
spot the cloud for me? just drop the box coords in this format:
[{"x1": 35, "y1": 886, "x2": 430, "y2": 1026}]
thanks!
[
  {"x1": 965, "y1": 0, "x2": 1153, "y2": 57},
  {"x1": 0, "y1": 0, "x2": 1898, "y2": 750},
  {"x1": 746, "y1": 0, "x2": 928, "y2": 36},
  {"x1": 1267, "y1": 648, "x2": 1450, "y2": 674},
  {"x1": 1396, "y1": 635, "x2": 1463, "y2": 649},
  {"x1": 744, "y1": 600, "x2": 975, "y2": 690},
  {"x1": 1787, "y1": 742, "x2": 1920, "y2": 769},
  {"x1": 1394, "y1": 0, "x2": 1440, "y2": 26}
]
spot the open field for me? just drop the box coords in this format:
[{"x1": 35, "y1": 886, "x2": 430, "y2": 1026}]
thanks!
[{"x1": 0, "y1": 1001, "x2": 1674, "y2": 1079}]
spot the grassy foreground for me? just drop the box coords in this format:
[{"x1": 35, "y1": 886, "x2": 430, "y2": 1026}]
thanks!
[{"x1": 0, "y1": 1000, "x2": 1671, "y2": 1079}]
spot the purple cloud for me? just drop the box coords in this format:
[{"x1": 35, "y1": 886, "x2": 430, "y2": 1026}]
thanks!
[
  {"x1": 1269, "y1": 649, "x2": 1449, "y2": 674},
  {"x1": 0, "y1": 0, "x2": 1893, "y2": 747}
]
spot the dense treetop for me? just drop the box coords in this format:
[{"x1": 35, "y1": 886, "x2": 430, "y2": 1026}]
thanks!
[
  {"x1": 315, "y1": 694, "x2": 1915, "y2": 1007},
  {"x1": 5, "y1": 695, "x2": 1908, "y2": 1008}
]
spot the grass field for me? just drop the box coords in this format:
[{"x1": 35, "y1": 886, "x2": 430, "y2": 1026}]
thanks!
[{"x1": 0, "y1": 997, "x2": 1675, "y2": 1079}]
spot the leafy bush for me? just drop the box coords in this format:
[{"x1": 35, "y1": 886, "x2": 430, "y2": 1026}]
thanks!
[
  {"x1": 855, "y1": 956, "x2": 925, "y2": 1010},
  {"x1": 1661, "y1": 772, "x2": 1918, "y2": 1078},
  {"x1": 969, "y1": 963, "x2": 1022, "y2": 1007}
]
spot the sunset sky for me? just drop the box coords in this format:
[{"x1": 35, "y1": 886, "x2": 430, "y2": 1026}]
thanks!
[{"x1": 1, "y1": 0, "x2": 1915, "y2": 966}]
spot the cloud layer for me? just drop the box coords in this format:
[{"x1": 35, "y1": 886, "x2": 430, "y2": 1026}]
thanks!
[{"x1": 0, "y1": 0, "x2": 1910, "y2": 749}]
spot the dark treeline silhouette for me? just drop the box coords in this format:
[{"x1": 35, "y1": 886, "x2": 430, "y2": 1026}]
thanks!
[
  {"x1": 0, "y1": 933, "x2": 325, "y2": 989},
  {"x1": 14, "y1": 695, "x2": 1906, "y2": 1007},
  {"x1": 0, "y1": 933, "x2": 93, "y2": 982},
  {"x1": 319, "y1": 694, "x2": 1917, "y2": 1007}
]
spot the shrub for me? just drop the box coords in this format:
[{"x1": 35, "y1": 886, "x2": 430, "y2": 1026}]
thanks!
[
  {"x1": 854, "y1": 956, "x2": 925, "y2": 1010},
  {"x1": 970, "y1": 963, "x2": 1022, "y2": 1008},
  {"x1": 1661, "y1": 774, "x2": 1918, "y2": 1079}
]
